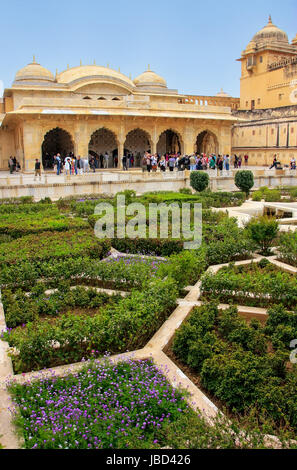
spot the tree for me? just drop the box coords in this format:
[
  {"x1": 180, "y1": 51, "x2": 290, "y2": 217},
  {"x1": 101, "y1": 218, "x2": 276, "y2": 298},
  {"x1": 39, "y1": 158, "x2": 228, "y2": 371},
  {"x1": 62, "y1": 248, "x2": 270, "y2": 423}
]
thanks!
[
  {"x1": 245, "y1": 216, "x2": 279, "y2": 255},
  {"x1": 235, "y1": 171, "x2": 254, "y2": 197},
  {"x1": 190, "y1": 171, "x2": 209, "y2": 192}
]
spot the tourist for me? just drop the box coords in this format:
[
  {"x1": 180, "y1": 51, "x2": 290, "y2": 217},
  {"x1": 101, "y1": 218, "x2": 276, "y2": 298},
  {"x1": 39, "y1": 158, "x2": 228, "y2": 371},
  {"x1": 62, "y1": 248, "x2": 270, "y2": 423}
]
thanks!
[
  {"x1": 146, "y1": 153, "x2": 152, "y2": 172},
  {"x1": 184, "y1": 155, "x2": 190, "y2": 170},
  {"x1": 168, "y1": 155, "x2": 175, "y2": 172},
  {"x1": 225, "y1": 155, "x2": 230, "y2": 172},
  {"x1": 34, "y1": 158, "x2": 41, "y2": 181},
  {"x1": 90, "y1": 157, "x2": 96, "y2": 173},
  {"x1": 104, "y1": 152, "x2": 109, "y2": 169},
  {"x1": 114, "y1": 154, "x2": 118, "y2": 168},
  {"x1": 196, "y1": 156, "x2": 203, "y2": 170},
  {"x1": 64, "y1": 157, "x2": 71, "y2": 175},
  {"x1": 122, "y1": 154, "x2": 128, "y2": 171},
  {"x1": 190, "y1": 154, "x2": 196, "y2": 171},
  {"x1": 151, "y1": 154, "x2": 157, "y2": 172},
  {"x1": 290, "y1": 156, "x2": 296, "y2": 170},
  {"x1": 141, "y1": 154, "x2": 147, "y2": 172},
  {"x1": 76, "y1": 156, "x2": 83, "y2": 175},
  {"x1": 244, "y1": 154, "x2": 249, "y2": 166},
  {"x1": 209, "y1": 155, "x2": 216, "y2": 170},
  {"x1": 202, "y1": 154, "x2": 208, "y2": 170},
  {"x1": 234, "y1": 155, "x2": 238, "y2": 169},
  {"x1": 238, "y1": 156, "x2": 242, "y2": 168},
  {"x1": 56, "y1": 154, "x2": 61, "y2": 175},
  {"x1": 269, "y1": 155, "x2": 278, "y2": 170},
  {"x1": 8, "y1": 156, "x2": 14, "y2": 174},
  {"x1": 159, "y1": 155, "x2": 166, "y2": 172},
  {"x1": 99, "y1": 153, "x2": 104, "y2": 168}
]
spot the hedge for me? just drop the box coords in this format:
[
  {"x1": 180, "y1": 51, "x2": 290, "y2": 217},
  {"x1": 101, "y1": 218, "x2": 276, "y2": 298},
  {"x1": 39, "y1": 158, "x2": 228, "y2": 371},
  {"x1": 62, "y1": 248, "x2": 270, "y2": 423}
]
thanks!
[
  {"x1": 5, "y1": 278, "x2": 178, "y2": 373},
  {"x1": 0, "y1": 230, "x2": 111, "y2": 266}
]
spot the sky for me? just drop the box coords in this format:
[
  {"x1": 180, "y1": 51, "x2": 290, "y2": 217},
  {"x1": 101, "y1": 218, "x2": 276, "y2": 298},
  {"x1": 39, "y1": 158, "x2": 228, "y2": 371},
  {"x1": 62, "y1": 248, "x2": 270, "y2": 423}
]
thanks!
[{"x1": 0, "y1": 0, "x2": 296, "y2": 97}]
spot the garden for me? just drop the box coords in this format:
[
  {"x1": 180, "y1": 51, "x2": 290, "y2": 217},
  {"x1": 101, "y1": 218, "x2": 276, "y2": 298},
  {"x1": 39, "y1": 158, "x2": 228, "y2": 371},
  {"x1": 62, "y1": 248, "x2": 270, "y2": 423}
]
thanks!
[{"x1": 1, "y1": 187, "x2": 297, "y2": 449}]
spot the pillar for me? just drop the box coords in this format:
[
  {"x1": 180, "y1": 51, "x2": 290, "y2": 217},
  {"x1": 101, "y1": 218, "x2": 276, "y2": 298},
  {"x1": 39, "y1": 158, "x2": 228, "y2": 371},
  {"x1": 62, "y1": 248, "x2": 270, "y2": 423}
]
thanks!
[{"x1": 118, "y1": 142, "x2": 124, "y2": 169}]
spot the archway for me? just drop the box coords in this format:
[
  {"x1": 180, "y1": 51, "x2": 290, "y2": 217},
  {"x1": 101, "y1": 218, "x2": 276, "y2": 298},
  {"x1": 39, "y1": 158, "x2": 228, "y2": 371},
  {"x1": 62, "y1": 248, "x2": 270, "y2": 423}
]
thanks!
[
  {"x1": 124, "y1": 128, "x2": 152, "y2": 167},
  {"x1": 196, "y1": 130, "x2": 219, "y2": 155},
  {"x1": 88, "y1": 128, "x2": 118, "y2": 168},
  {"x1": 41, "y1": 127, "x2": 74, "y2": 169},
  {"x1": 157, "y1": 129, "x2": 182, "y2": 155}
]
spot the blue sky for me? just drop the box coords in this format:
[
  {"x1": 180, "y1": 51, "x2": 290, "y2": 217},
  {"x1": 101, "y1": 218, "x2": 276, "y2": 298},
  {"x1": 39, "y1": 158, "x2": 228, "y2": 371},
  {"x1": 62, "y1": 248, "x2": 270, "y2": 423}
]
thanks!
[{"x1": 1, "y1": 0, "x2": 296, "y2": 97}]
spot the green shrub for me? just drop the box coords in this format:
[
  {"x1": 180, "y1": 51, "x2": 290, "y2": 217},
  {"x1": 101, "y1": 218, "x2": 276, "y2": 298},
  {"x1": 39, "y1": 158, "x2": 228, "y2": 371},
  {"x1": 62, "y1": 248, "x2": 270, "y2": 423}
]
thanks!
[
  {"x1": 235, "y1": 171, "x2": 254, "y2": 197},
  {"x1": 0, "y1": 230, "x2": 111, "y2": 266},
  {"x1": 179, "y1": 187, "x2": 192, "y2": 195},
  {"x1": 245, "y1": 216, "x2": 279, "y2": 255},
  {"x1": 278, "y1": 231, "x2": 297, "y2": 267},
  {"x1": 190, "y1": 172, "x2": 210, "y2": 192}
]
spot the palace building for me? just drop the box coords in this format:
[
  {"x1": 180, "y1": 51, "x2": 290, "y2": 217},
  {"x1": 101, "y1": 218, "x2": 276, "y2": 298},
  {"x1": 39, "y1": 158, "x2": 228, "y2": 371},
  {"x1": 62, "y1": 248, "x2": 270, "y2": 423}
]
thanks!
[
  {"x1": 0, "y1": 61, "x2": 238, "y2": 171},
  {"x1": 232, "y1": 16, "x2": 297, "y2": 165},
  {"x1": 0, "y1": 16, "x2": 296, "y2": 172}
]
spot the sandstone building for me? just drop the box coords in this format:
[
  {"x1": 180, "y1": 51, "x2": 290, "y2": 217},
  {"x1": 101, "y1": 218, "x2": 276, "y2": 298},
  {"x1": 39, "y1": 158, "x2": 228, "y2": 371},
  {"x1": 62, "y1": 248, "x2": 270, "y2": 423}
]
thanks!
[
  {"x1": 0, "y1": 61, "x2": 238, "y2": 171},
  {"x1": 232, "y1": 16, "x2": 297, "y2": 166}
]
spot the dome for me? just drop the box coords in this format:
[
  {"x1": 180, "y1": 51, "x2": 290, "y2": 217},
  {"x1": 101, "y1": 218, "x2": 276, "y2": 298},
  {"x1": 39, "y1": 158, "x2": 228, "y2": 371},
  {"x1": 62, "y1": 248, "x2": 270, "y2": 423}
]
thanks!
[
  {"x1": 133, "y1": 68, "x2": 167, "y2": 88},
  {"x1": 15, "y1": 58, "x2": 54, "y2": 82},
  {"x1": 57, "y1": 65, "x2": 134, "y2": 89},
  {"x1": 216, "y1": 88, "x2": 231, "y2": 98},
  {"x1": 251, "y1": 16, "x2": 289, "y2": 47}
]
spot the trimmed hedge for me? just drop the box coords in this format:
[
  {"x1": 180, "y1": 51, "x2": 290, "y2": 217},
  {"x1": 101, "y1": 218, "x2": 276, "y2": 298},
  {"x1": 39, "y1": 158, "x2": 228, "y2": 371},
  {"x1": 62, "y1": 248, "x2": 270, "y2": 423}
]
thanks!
[
  {"x1": 6, "y1": 278, "x2": 178, "y2": 373},
  {"x1": 0, "y1": 230, "x2": 111, "y2": 266}
]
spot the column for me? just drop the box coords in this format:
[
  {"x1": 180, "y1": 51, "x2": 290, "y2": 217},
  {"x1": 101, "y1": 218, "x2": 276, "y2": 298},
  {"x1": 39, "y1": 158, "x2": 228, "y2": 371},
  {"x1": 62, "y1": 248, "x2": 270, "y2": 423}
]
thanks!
[{"x1": 118, "y1": 141, "x2": 124, "y2": 169}]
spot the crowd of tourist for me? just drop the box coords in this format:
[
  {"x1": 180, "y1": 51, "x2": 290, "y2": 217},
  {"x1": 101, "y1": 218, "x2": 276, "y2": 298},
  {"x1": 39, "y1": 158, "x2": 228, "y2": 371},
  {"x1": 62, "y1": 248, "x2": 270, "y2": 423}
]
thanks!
[
  {"x1": 130, "y1": 152, "x2": 249, "y2": 173},
  {"x1": 32, "y1": 151, "x2": 297, "y2": 177}
]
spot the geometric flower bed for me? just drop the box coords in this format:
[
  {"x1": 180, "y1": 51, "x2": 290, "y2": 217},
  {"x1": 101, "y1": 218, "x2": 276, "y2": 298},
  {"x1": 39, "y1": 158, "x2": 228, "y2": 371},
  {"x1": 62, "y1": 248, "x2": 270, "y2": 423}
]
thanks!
[
  {"x1": 1, "y1": 194, "x2": 297, "y2": 449},
  {"x1": 8, "y1": 358, "x2": 191, "y2": 449}
]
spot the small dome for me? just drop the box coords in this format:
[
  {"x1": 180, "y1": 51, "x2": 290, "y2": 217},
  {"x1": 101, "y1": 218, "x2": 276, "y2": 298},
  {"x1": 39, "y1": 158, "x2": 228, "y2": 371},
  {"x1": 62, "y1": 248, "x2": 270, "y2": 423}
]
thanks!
[
  {"x1": 133, "y1": 68, "x2": 167, "y2": 88},
  {"x1": 15, "y1": 59, "x2": 54, "y2": 82},
  {"x1": 216, "y1": 88, "x2": 230, "y2": 97},
  {"x1": 252, "y1": 16, "x2": 289, "y2": 47}
]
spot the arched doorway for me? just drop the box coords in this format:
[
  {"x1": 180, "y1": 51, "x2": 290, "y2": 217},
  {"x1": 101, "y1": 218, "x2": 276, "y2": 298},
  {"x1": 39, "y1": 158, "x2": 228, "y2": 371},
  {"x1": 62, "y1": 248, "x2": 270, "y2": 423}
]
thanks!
[
  {"x1": 157, "y1": 129, "x2": 182, "y2": 155},
  {"x1": 196, "y1": 130, "x2": 219, "y2": 155},
  {"x1": 41, "y1": 127, "x2": 74, "y2": 169},
  {"x1": 124, "y1": 128, "x2": 152, "y2": 167},
  {"x1": 89, "y1": 128, "x2": 118, "y2": 168}
]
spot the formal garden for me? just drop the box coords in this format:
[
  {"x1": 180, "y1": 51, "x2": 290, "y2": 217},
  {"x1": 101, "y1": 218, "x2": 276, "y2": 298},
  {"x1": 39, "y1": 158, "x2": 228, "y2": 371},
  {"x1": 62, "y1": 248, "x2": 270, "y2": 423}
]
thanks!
[{"x1": 1, "y1": 180, "x2": 297, "y2": 449}]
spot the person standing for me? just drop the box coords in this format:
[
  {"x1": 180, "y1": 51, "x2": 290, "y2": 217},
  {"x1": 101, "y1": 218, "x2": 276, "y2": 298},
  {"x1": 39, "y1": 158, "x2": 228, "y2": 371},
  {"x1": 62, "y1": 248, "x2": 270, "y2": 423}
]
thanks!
[
  {"x1": 104, "y1": 152, "x2": 109, "y2": 169},
  {"x1": 159, "y1": 155, "x2": 166, "y2": 172},
  {"x1": 64, "y1": 157, "x2": 71, "y2": 175},
  {"x1": 122, "y1": 154, "x2": 128, "y2": 171},
  {"x1": 56, "y1": 154, "x2": 61, "y2": 175},
  {"x1": 168, "y1": 155, "x2": 175, "y2": 172},
  {"x1": 225, "y1": 155, "x2": 230, "y2": 172},
  {"x1": 244, "y1": 154, "x2": 249, "y2": 166},
  {"x1": 34, "y1": 158, "x2": 41, "y2": 181},
  {"x1": 146, "y1": 153, "x2": 152, "y2": 172},
  {"x1": 141, "y1": 154, "x2": 147, "y2": 172},
  {"x1": 190, "y1": 154, "x2": 196, "y2": 171},
  {"x1": 8, "y1": 156, "x2": 14, "y2": 174}
]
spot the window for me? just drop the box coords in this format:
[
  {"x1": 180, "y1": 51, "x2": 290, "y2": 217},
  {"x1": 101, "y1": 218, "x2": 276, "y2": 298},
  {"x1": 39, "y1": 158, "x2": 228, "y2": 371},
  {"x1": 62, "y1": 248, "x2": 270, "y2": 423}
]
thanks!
[
  {"x1": 257, "y1": 98, "x2": 261, "y2": 105},
  {"x1": 251, "y1": 100, "x2": 255, "y2": 110},
  {"x1": 260, "y1": 56, "x2": 263, "y2": 63},
  {"x1": 246, "y1": 101, "x2": 248, "y2": 107},
  {"x1": 252, "y1": 130, "x2": 256, "y2": 136},
  {"x1": 271, "y1": 129, "x2": 274, "y2": 135},
  {"x1": 279, "y1": 94, "x2": 284, "y2": 100},
  {"x1": 291, "y1": 128, "x2": 295, "y2": 133}
]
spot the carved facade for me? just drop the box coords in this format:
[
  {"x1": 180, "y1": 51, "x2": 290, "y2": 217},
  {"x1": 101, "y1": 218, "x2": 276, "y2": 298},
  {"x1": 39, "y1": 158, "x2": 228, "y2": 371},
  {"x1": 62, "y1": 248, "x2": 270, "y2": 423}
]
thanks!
[{"x1": 0, "y1": 61, "x2": 237, "y2": 171}]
